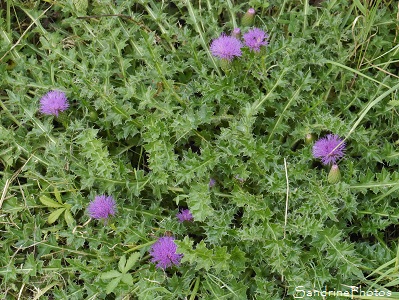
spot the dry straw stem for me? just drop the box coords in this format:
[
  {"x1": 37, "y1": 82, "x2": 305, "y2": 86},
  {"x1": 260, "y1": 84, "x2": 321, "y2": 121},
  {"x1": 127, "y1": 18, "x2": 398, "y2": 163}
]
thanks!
[
  {"x1": 281, "y1": 158, "x2": 289, "y2": 282},
  {"x1": 0, "y1": 155, "x2": 33, "y2": 209},
  {"x1": 184, "y1": 0, "x2": 221, "y2": 76},
  {"x1": 325, "y1": 60, "x2": 391, "y2": 88},
  {"x1": 360, "y1": 43, "x2": 399, "y2": 69},
  {"x1": 283, "y1": 158, "x2": 289, "y2": 239},
  {"x1": 0, "y1": 5, "x2": 53, "y2": 62},
  {"x1": 364, "y1": 58, "x2": 399, "y2": 80},
  {"x1": 225, "y1": 0, "x2": 238, "y2": 29}
]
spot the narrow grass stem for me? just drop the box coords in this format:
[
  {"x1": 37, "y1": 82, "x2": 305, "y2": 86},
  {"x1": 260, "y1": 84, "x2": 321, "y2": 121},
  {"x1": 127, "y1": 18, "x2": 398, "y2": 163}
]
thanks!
[
  {"x1": 253, "y1": 69, "x2": 287, "y2": 112},
  {"x1": 124, "y1": 240, "x2": 156, "y2": 254},
  {"x1": 325, "y1": 59, "x2": 390, "y2": 88},
  {"x1": 185, "y1": 0, "x2": 221, "y2": 76},
  {"x1": 190, "y1": 276, "x2": 201, "y2": 300},
  {"x1": 226, "y1": 0, "x2": 238, "y2": 29},
  {"x1": 343, "y1": 82, "x2": 399, "y2": 144}
]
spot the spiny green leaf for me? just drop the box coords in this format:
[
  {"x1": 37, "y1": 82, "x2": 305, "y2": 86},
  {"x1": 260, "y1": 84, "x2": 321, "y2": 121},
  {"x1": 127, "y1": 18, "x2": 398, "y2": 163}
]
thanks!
[
  {"x1": 73, "y1": 0, "x2": 88, "y2": 14},
  {"x1": 388, "y1": 100, "x2": 399, "y2": 106}
]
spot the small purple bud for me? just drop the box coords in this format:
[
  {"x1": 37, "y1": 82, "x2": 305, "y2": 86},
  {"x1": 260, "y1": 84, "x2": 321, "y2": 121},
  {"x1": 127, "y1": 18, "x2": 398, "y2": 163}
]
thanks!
[
  {"x1": 176, "y1": 209, "x2": 193, "y2": 222},
  {"x1": 209, "y1": 178, "x2": 216, "y2": 188},
  {"x1": 232, "y1": 28, "x2": 241, "y2": 38},
  {"x1": 235, "y1": 175, "x2": 245, "y2": 183}
]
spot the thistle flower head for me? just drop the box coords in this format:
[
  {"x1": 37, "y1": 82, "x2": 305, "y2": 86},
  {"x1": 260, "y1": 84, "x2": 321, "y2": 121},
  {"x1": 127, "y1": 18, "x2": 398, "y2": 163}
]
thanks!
[
  {"x1": 210, "y1": 33, "x2": 243, "y2": 61},
  {"x1": 243, "y1": 28, "x2": 269, "y2": 52},
  {"x1": 39, "y1": 90, "x2": 69, "y2": 117},
  {"x1": 87, "y1": 195, "x2": 116, "y2": 220},
  {"x1": 312, "y1": 134, "x2": 346, "y2": 165},
  {"x1": 176, "y1": 209, "x2": 193, "y2": 222},
  {"x1": 149, "y1": 236, "x2": 183, "y2": 269}
]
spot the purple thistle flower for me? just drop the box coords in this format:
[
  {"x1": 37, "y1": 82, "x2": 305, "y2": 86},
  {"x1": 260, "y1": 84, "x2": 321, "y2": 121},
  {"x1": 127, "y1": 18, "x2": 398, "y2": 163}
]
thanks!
[
  {"x1": 312, "y1": 134, "x2": 346, "y2": 165},
  {"x1": 210, "y1": 33, "x2": 243, "y2": 61},
  {"x1": 150, "y1": 236, "x2": 183, "y2": 269},
  {"x1": 176, "y1": 209, "x2": 193, "y2": 222},
  {"x1": 243, "y1": 28, "x2": 269, "y2": 52},
  {"x1": 39, "y1": 90, "x2": 69, "y2": 117},
  {"x1": 209, "y1": 178, "x2": 216, "y2": 188},
  {"x1": 87, "y1": 195, "x2": 116, "y2": 220}
]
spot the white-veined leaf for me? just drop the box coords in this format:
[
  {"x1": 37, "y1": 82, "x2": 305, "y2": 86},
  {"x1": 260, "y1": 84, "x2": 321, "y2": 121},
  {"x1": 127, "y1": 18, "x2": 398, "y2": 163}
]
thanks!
[
  {"x1": 64, "y1": 209, "x2": 74, "y2": 225},
  {"x1": 106, "y1": 277, "x2": 121, "y2": 294},
  {"x1": 40, "y1": 195, "x2": 64, "y2": 208},
  {"x1": 118, "y1": 255, "x2": 126, "y2": 273},
  {"x1": 54, "y1": 187, "x2": 62, "y2": 203},
  {"x1": 124, "y1": 252, "x2": 140, "y2": 272},
  {"x1": 101, "y1": 270, "x2": 121, "y2": 280},
  {"x1": 48, "y1": 208, "x2": 66, "y2": 224},
  {"x1": 121, "y1": 273, "x2": 133, "y2": 286}
]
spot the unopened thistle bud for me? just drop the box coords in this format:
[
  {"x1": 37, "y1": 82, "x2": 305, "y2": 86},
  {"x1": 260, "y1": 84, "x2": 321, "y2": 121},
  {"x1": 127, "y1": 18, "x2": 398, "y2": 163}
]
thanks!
[
  {"x1": 232, "y1": 28, "x2": 241, "y2": 38},
  {"x1": 305, "y1": 133, "x2": 314, "y2": 144},
  {"x1": 241, "y1": 8, "x2": 255, "y2": 27},
  {"x1": 328, "y1": 164, "x2": 341, "y2": 184},
  {"x1": 56, "y1": 111, "x2": 69, "y2": 128},
  {"x1": 219, "y1": 59, "x2": 230, "y2": 72}
]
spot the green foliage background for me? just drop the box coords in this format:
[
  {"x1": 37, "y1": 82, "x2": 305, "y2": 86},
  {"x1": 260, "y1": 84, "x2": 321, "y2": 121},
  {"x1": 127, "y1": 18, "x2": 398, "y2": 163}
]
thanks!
[{"x1": 1, "y1": 0, "x2": 399, "y2": 299}]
